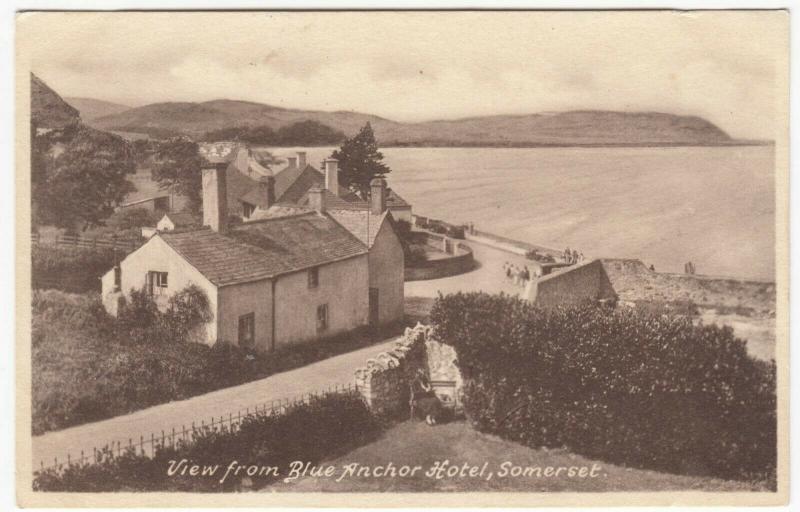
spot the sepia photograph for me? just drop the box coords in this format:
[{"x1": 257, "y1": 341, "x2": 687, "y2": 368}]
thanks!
[{"x1": 13, "y1": 8, "x2": 789, "y2": 508}]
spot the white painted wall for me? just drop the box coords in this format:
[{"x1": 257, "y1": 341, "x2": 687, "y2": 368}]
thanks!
[
  {"x1": 100, "y1": 236, "x2": 219, "y2": 345},
  {"x1": 274, "y1": 254, "x2": 369, "y2": 347},
  {"x1": 369, "y1": 220, "x2": 405, "y2": 325}
]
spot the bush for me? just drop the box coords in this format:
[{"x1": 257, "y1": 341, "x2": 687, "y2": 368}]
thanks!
[
  {"x1": 32, "y1": 245, "x2": 117, "y2": 292},
  {"x1": 32, "y1": 288, "x2": 407, "y2": 435},
  {"x1": 33, "y1": 393, "x2": 381, "y2": 492},
  {"x1": 429, "y1": 293, "x2": 776, "y2": 482}
]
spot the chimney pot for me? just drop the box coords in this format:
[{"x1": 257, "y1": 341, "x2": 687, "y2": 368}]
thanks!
[
  {"x1": 370, "y1": 177, "x2": 387, "y2": 215},
  {"x1": 202, "y1": 163, "x2": 228, "y2": 233},
  {"x1": 308, "y1": 186, "x2": 325, "y2": 213},
  {"x1": 286, "y1": 156, "x2": 298, "y2": 168},
  {"x1": 324, "y1": 158, "x2": 339, "y2": 196},
  {"x1": 259, "y1": 175, "x2": 275, "y2": 209},
  {"x1": 297, "y1": 151, "x2": 307, "y2": 169}
]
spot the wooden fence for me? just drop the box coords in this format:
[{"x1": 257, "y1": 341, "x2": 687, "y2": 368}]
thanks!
[
  {"x1": 31, "y1": 233, "x2": 142, "y2": 253},
  {"x1": 36, "y1": 383, "x2": 358, "y2": 474}
]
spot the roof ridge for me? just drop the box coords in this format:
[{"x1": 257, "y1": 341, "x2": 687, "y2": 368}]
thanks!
[{"x1": 239, "y1": 210, "x2": 317, "y2": 226}]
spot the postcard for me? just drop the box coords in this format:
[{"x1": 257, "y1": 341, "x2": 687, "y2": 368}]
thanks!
[{"x1": 15, "y1": 9, "x2": 789, "y2": 508}]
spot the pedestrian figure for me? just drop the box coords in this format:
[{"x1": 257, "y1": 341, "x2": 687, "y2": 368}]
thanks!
[
  {"x1": 410, "y1": 369, "x2": 442, "y2": 425},
  {"x1": 572, "y1": 249, "x2": 579, "y2": 264},
  {"x1": 564, "y1": 247, "x2": 571, "y2": 263}
]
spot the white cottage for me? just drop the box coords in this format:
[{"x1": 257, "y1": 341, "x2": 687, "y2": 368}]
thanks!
[{"x1": 101, "y1": 143, "x2": 387, "y2": 352}]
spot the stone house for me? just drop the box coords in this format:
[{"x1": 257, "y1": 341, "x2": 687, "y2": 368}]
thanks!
[
  {"x1": 100, "y1": 143, "x2": 401, "y2": 352},
  {"x1": 250, "y1": 174, "x2": 406, "y2": 327},
  {"x1": 240, "y1": 149, "x2": 413, "y2": 223}
]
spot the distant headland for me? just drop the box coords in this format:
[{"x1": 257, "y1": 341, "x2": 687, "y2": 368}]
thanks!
[{"x1": 65, "y1": 95, "x2": 771, "y2": 148}]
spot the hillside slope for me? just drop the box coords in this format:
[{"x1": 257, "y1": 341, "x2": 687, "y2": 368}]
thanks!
[
  {"x1": 65, "y1": 97, "x2": 131, "y2": 121},
  {"x1": 31, "y1": 73, "x2": 80, "y2": 130},
  {"x1": 90, "y1": 99, "x2": 737, "y2": 146}
]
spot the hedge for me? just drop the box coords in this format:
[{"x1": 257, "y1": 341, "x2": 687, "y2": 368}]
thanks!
[
  {"x1": 32, "y1": 289, "x2": 406, "y2": 435},
  {"x1": 32, "y1": 245, "x2": 117, "y2": 292},
  {"x1": 429, "y1": 292, "x2": 776, "y2": 483},
  {"x1": 33, "y1": 392, "x2": 381, "y2": 492}
]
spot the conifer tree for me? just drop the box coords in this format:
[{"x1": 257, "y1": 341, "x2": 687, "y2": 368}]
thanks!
[{"x1": 330, "y1": 122, "x2": 391, "y2": 198}]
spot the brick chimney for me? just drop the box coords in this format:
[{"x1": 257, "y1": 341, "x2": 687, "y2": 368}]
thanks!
[
  {"x1": 370, "y1": 177, "x2": 387, "y2": 215},
  {"x1": 286, "y1": 156, "x2": 298, "y2": 168},
  {"x1": 308, "y1": 186, "x2": 325, "y2": 213},
  {"x1": 324, "y1": 158, "x2": 339, "y2": 196},
  {"x1": 202, "y1": 163, "x2": 228, "y2": 233},
  {"x1": 297, "y1": 151, "x2": 307, "y2": 169},
  {"x1": 259, "y1": 175, "x2": 275, "y2": 208}
]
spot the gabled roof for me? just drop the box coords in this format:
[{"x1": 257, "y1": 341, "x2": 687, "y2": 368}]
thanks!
[
  {"x1": 239, "y1": 186, "x2": 270, "y2": 208},
  {"x1": 327, "y1": 209, "x2": 391, "y2": 248},
  {"x1": 158, "y1": 213, "x2": 367, "y2": 287},
  {"x1": 274, "y1": 163, "x2": 359, "y2": 204},
  {"x1": 162, "y1": 212, "x2": 199, "y2": 227}
]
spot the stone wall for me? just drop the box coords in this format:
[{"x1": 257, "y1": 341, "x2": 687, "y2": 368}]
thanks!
[
  {"x1": 354, "y1": 323, "x2": 464, "y2": 418},
  {"x1": 404, "y1": 234, "x2": 474, "y2": 282},
  {"x1": 354, "y1": 324, "x2": 427, "y2": 418},
  {"x1": 523, "y1": 259, "x2": 617, "y2": 307}
]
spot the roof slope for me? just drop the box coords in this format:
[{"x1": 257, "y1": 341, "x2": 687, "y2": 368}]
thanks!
[
  {"x1": 159, "y1": 213, "x2": 367, "y2": 286},
  {"x1": 328, "y1": 210, "x2": 390, "y2": 248}
]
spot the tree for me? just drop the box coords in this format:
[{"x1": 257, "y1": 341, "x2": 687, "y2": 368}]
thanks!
[
  {"x1": 330, "y1": 122, "x2": 390, "y2": 198},
  {"x1": 151, "y1": 138, "x2": 203, "y2": 212},
  {"x1": 33, "y1": 126, "x2": 135, "y2": 230}
]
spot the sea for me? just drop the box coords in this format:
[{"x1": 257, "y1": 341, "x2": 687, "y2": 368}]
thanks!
[{"x1": 260, "y1": 145, "x2": 776, "y2": 282}]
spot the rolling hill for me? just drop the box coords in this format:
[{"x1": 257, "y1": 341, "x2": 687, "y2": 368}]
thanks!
[
  {"x1": 88, "y1": 98, "x2": 740, "y2": 147},
  {"x1": 65, "y1": 97, "x2": 131, "y2": 121},
  {"x1": 31, "y1": 74, "x2": 80, "y2": 130}
]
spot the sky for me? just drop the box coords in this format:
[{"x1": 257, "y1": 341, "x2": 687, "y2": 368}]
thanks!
[{"x1": 18, "y1": 10, "x2": 788, "y2": 139}]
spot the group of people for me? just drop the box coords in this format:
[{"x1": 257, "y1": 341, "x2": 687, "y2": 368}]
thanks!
[
  {"x1": 563, "y1": 247, "x2": 585, "y2": 265},
  {"x1": 503, "y1": 261, "x2": 540, "y2": 287}
]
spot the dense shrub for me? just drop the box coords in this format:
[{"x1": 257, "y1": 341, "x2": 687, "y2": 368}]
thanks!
[
  {"x1": 33, "y1": 392, "x2": 381, "y2": 492},
  {"x1": 32, "y1": 245, "x2": 118, "y2": 292},
  {"x1": 32, "y1": 289, "x2": 407, "y2": 434},
  {"x1": 429, "y1": 292, "x2": 776, "y2": 482}
]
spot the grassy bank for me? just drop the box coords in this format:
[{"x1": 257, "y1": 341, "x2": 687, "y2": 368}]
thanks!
[
  {"x1": 32, "y1": 289, "x2": 410, "y2": 435},
  {"x1": 269, "y1": 421, "x2": 767, "y2": 492}
]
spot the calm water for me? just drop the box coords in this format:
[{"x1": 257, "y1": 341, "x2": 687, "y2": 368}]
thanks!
[{"x1": 266, "y1": 145, "x2": 775, "y2": 281}]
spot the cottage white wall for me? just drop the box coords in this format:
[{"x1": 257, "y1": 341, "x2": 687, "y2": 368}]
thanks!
[
  {"x1": 217, "y1": 279, "x2": 273, "y2": 352},
  {"x1": 100, "y1": 236, "x2": 219, "y2": 345},
  {"x1": 388, "y1": 207, "x2": 412, "y2": 223},
  {"x1": 274, "y1": 254, "x2": 369, "y2": 347},
  {"x1": 369, "y1": 221, "x2": 405, "y2": 325},
  {"x1": 156, "y1": 216, "x2": 176, "y2": 231}
]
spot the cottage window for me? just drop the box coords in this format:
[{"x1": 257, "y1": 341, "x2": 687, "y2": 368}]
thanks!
[
  {"x1": 316, "y1": 304, "x2": 328, "y2": 332},
  {"x1": 146, "y1": 271, "x2": 168, "y2": 296},
  {"x1": 308, "y1": 267, "x2": 319, "y2": 289},
  {"x1": 238, "y1": 313, "x2": 255, "y2": 349},
  {"x1": 113, "y1": 266, "x2": 121, "y2": 289},
  {"x1": 243, "y1": 203, "x2": 255, "y2": 219}
]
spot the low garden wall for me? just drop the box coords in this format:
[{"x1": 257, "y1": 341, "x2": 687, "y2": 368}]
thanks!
[
  {"x1": 523, "y1": 259, "x2": 617, "y2": 307},
  {"x1": 404, "y1": 232, "x2": 475, "y2": 282},
  {"x1": 355, "y1": 323, "x2": 464, "y2": 418}
]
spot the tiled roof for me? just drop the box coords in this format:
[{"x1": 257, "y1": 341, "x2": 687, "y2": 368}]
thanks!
[
  {"x1": 274, "y1": 164, "x2": 358, "y2": 204},
  {"x1": 249, "y1": 205, "x2": 313, "y2": 220},
  {"x1": 328, "y1": 210, "x2": 390, "y2": 248},
  {"x1": 158, "y1": 213, "x2": 367, "y2": 287},
  {"x1": 239, "y1": 186, "x2": 271, "y2": 208},
  {"x1": 163, "y1": 212, "x2": 199, "y2": 227},
  {"x1": 386, "y1": 188, "x2": 411, "y2": 208}
]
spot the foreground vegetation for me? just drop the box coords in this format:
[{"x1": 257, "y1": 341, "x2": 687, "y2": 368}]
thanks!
[
  {"x1": 429, "y1": 293, "x2": 776, "y2": 485},
  {"x1": 34, "y1": 393, "x2": 381, "y2": 492},
  {"x1": 272, "y1": 421, "x2": 767, "y2": 493},
  {"x1": 32, "y1": 289, "x2": 406, "y2": 435}
]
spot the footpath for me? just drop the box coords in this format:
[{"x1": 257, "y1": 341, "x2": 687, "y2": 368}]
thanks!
[{"x1": 32, "y1": 337, "x2": 400, "y2": 470}]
